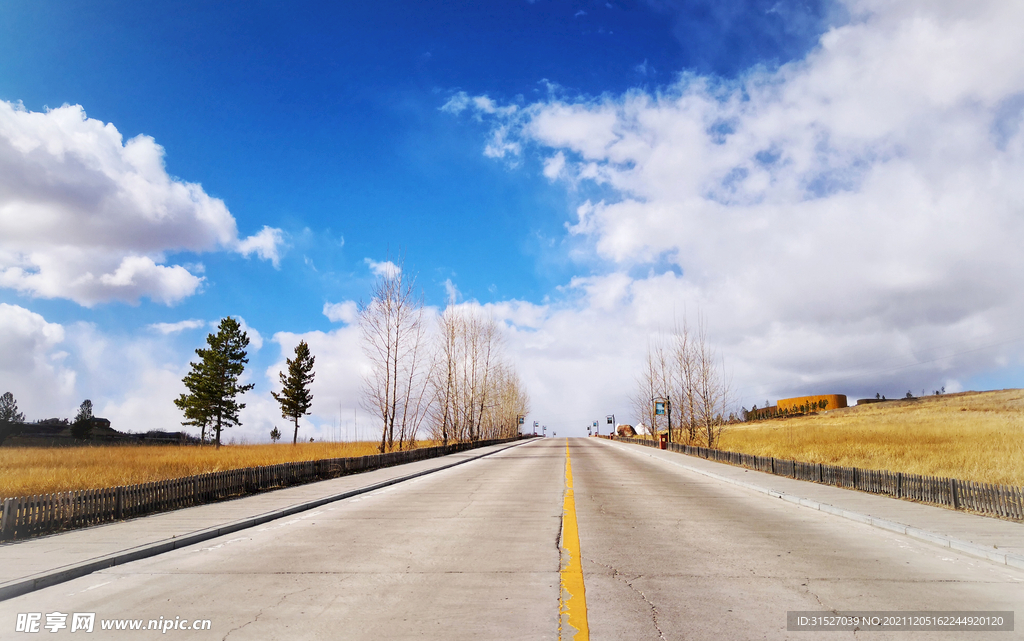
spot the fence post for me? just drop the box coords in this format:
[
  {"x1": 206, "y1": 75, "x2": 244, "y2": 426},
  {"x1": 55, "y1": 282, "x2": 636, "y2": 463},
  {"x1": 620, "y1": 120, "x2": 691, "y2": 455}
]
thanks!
[
  {"x1": 950, "y1": 478, "x2": 960, "y2": 510},
  {"x1": 1, "y1": 498, "x2": 13, "y2": 540},
  {"x1": 115, "y1": 486, "x2": 124, "y2": 520},
  {"x1": 896, "y1": 472, "x2": 902, "y2": 498}
]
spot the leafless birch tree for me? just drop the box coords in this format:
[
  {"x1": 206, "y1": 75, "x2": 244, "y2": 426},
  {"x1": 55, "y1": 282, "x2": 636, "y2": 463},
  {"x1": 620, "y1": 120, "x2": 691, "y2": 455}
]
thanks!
[
  {"x1": 359, "y1": 258, "x2": 432, "y2": 453},
  {"x1": 633, "y1": 314, "x2": 730, "y2": 447},
  {"x1": 428, "y1": 305, "x2": 529, "y2": 444}
]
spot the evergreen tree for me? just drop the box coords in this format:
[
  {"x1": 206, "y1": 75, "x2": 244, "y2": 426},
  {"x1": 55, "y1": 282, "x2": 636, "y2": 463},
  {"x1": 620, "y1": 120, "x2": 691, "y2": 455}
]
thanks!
[
  {"x1": 272, "y1": 340, "x2": 316, "y2": 444},
  {"x1": 175, "y1": 366, "x2": 213, "y2": 443},
  {"x1": 71, "y1": 399, "x2": 93, "y2": 440},
  {"x1": 270, "y1": 426, "x2": 282, "y2": 442},
  {"x1": 175, "y1": 317, "x2": 254, "y2": 448},
  {"x1": 0, "y1": 392, "x2": 25, "y2": 423}
]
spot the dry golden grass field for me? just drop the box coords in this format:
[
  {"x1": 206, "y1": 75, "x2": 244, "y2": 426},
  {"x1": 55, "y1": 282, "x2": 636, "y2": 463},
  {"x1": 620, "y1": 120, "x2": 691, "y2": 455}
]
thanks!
[
  {"x1": 0, "y1": 440, "x2": 435, "y2": 498},
  {"x1": 718, "y1": 389, "x2": 1024, "y2": 486}
]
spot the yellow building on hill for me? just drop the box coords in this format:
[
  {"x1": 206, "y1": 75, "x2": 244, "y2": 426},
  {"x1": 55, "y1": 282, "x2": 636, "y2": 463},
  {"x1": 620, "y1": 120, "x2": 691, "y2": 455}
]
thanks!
[{"x1": 777, "y1": 394, "x2": 847, "y2": 413}]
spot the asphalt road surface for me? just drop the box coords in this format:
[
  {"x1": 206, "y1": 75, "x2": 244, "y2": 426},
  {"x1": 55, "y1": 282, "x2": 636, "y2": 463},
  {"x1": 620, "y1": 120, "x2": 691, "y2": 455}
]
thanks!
[{"x1": 2, "y1": 437, "x2": 1021, "y2": 640}]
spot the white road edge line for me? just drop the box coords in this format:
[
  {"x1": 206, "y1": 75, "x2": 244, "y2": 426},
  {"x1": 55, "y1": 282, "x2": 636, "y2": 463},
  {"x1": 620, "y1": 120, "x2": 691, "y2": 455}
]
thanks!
[
  {"x1": 0, "y1": 439, "x2": 536, "y2": 602},
  {"x1": 597, "y1": 439, "x2": 1024, "y2": 571}
]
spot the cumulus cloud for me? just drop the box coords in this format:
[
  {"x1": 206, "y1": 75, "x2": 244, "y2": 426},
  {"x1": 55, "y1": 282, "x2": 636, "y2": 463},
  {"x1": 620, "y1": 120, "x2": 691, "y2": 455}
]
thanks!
[
  {"x1": 0, "y1": 304, "x2": 74, "y2": 416},
  {"x1": 449, "y1": 0, "x2": 1024, "y2": 409},
  {"x1": 323, "y1": 300, "x2": 359, "y2": 324},
  {"x1": 0, "y1": 101, "x2": 285, "y2": 306},
  {"x1": 235, "y1": 225, "x2": 286, "y2": 268},
  {"x1": 364, "y1": 258, "x2": 402, "y2": 278}
]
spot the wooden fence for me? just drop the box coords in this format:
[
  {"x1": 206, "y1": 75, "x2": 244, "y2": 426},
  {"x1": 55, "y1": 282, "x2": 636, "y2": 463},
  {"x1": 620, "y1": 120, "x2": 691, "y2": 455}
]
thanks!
[
  {"x1": 0, "y1": 438, "x2": 522, "y2": 542},
  {"x1": 613, "y1": 437, "x2": 1024, "y2": 522}
]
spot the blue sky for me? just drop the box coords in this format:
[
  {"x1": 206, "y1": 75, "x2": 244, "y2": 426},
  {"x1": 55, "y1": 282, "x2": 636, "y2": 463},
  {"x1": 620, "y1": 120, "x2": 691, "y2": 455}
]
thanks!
[{"x1": 2, "y1": 0, "x2": 1023, "y2": 438}]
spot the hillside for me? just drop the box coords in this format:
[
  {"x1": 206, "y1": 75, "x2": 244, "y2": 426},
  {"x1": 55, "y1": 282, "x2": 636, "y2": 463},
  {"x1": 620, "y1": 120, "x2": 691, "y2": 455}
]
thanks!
[{"x1": 720, "y1": 389, "x2": 1024, "y2": 486}]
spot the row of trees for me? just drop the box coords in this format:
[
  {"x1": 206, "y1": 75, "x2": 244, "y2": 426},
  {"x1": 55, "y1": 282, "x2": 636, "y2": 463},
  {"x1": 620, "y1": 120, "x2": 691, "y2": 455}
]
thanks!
[
  {"x1": 743, "y1": 399, "x2": 830, "y2": 421},
  {"x1": 174, "y1": 317, "x2": 317, "y2": 448},
  {"x1": 360, "y1": 259, "x2": 530, "y2": 453},
  {"x1": 630, "y1": 317, "x2": 730, "y2": 449},
  {"x1": 171, "y1": 259, "x2": 530, "y2": 452}
]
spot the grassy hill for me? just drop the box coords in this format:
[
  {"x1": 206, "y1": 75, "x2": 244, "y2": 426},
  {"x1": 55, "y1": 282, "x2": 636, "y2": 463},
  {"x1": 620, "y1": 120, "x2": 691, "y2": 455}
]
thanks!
[{"x1": 720, "y1": 389, "x2": 1024, "y2": 486}]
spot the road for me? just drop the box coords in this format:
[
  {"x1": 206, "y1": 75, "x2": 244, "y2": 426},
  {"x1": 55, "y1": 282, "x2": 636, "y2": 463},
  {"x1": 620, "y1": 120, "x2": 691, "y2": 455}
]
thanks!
[{"x1": 1, "y1": 437, "x2": 1021, "y2": 639}]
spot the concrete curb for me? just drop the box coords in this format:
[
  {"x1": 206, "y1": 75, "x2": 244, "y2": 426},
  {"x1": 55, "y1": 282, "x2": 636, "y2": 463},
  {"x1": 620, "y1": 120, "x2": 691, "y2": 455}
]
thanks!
[
  {"x1": 601, "y1": 439, "x2": 1024, "y2": 572},
  {"x1": 0, "y1": 439, "x2": 531, "y2": 602}
]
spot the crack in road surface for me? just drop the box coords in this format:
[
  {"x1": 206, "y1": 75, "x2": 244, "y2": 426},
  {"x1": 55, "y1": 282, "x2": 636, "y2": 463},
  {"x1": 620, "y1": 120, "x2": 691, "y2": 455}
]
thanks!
[
  {"x1": 221, "y1": 587, "x2": 309, "y2": 640},
  {"x1": 587, "y1": 558, "x2": 667, "y2": 641}
]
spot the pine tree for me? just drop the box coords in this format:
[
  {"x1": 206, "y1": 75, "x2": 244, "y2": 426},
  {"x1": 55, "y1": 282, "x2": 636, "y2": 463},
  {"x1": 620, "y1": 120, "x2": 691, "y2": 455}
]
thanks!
[
  {"x1": 0, "y1": 392, "x2": 25, "y2": 423},
  {"x1": 175, "y1": 317, "x2": 254, "y2": 448},
  {"x1": 175, "y1": 366, "x2": 214, "y2": 443},
  {"x1": 272, "y1": 340, "x2": 316, "y2": 444}
]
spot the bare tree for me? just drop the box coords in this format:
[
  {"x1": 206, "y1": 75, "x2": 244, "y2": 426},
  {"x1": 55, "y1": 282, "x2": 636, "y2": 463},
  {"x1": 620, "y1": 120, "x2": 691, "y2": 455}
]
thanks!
[
  {"x1": 631, "y1": 337, "x2": 668, "y2": 440},
  {"x1": 691, "y1": 316, "x2": 730, "y2": 448},
  {"x1": 427, "y1": 305, "x2": 528, "y2": 444},
  {"x1": 633, "y1": 314, "x2": 730, "y2": 447},
  {"x1": 359, "y1": 257, "x2": 432, "y2": 453},
  {"x1": 429, "y1": 306, "x2": 463, "y2": 447}
]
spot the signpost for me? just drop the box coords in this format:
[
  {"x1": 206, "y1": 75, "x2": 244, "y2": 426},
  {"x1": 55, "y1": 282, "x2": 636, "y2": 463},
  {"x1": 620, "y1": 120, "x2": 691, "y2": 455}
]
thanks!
[{"x1": 654, "y1": 396, "x2": 672, "y2": 444}]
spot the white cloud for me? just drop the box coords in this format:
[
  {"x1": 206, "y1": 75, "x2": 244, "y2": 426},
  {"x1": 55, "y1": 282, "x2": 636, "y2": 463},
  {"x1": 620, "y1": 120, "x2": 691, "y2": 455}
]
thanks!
[
  {"x1": 364, "y1": 258, "x2": 402, "y2": 278},
  {"x1": 542, "y1": 151, "x2": 566, "y2": 180},
  {"x1": 443, "y1": 278, "x2": 459, "y2": 304},
  {"x1": 447, "y1": 0, "x2": 1024, "y2": 416},
  {"x1": 0, "y1": 101, "x2": 285, "y2": 306},
  {"x1": 235, "y1": 226, "x2": 286, "y2": 268},
  {"x1": 148, "y1": 319, "x2": 206, "y2": 334},
  {"x1": 440, "y1": 92, "x2": 471, "y2": 115},
  {"x1": 0, "y1": 304, "x2": 74, "y2": 417},
  {"x1": 323, "y1": 300, "x2": 359, "y2": 324}
]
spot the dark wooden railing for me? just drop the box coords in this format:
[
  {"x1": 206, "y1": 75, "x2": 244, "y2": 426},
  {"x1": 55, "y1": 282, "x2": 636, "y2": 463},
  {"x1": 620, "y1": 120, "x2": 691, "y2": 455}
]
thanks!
[
  {"x1": 0, "y1": 438, "x2": 524, "y2": 541},
  {"x1": 611, "y1": 437, "x2": 1024, "y2": 521}
]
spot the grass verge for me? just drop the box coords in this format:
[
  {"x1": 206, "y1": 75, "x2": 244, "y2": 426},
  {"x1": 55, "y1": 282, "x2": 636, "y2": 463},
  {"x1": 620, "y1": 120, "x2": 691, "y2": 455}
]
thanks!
[
  {"x1": 718, "y1": 389, "x2": 1024, "y2": 486},
  {"x1": 0, "y1": 440, "x2": 440, "y2": 497}
]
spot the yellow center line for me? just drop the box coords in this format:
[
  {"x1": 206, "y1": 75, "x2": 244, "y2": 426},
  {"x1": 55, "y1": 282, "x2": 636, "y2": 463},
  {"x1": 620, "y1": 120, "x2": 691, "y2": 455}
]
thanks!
[{"x1": 559, "y1": 439, "x2": 589, "y2": 640}]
